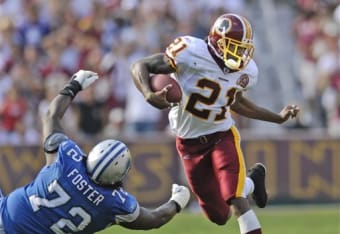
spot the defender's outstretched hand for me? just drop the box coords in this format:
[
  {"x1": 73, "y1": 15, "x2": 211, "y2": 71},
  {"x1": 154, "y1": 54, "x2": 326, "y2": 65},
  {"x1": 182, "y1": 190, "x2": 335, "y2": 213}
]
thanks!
[
  {"x1": 169, "y1": 184, "x2": 190, "y2": 212},
  {"x1": 279, "y1": 104, "x2": 300, "y2": 123},
  {"x1": 72, "y1": 70, "x2": 99, "y2": 90},
  {"x1": 59, "y1": 70, "x2": 99, "y2": 99}
]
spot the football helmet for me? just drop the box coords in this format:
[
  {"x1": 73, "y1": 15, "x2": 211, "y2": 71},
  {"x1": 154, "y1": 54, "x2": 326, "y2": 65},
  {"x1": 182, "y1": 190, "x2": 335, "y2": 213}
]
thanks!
[
  {"x1": 86, "y1": 139, "x2": 131, "y2": 185},
  {"x1": 208, "y1": 13, "x2": 254, "y2": 71}
]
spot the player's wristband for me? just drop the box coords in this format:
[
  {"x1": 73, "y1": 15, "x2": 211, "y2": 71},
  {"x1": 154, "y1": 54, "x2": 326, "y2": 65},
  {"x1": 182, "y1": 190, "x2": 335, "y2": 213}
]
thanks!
[
  {"x1": 169, "y1": 200, "x2": 181, "y2": 213},
  {"x1": 59, "y1": 80, "x2": 82, "y2": 99},
  {"x1": 174, "y1": 201, "x2": 181, "y2": 213}
]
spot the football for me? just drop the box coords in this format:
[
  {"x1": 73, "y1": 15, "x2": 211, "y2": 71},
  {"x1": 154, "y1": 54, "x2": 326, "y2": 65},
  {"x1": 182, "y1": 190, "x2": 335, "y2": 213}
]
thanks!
[{"x1": 149, "y1": 74, "x2": 182, "y2": 103}]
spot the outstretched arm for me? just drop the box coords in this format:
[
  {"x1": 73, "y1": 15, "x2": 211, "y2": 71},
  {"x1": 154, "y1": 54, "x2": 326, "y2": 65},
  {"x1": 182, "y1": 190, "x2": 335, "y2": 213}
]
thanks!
[
  {"x1": 119, "y1": 184, "x2": 190, "y2": 230},
  {"x1": 130, "y1": 53, "x2": 176, "y2": 109},
  {"x1": 231, "y1": 92, "x2": 300, "y2": 124},
  {"x1": 42, "y1": 95, "x2": 72, "y2": 145},
  {"x1": 119, "y1": 202, "x2": 178, "y2": 230},
  {"x1": 42, "y1": 70, "x2": 98, "y2": 165}
]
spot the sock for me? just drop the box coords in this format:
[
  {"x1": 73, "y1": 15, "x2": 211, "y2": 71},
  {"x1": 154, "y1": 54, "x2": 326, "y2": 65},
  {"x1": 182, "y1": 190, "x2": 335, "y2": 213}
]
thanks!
[
  {"x1": 242, "y1": 177, "x2": 255, "y2": 197},
  {"x1": 237, "y1": 210, "x2": 261, "y2": 234}
]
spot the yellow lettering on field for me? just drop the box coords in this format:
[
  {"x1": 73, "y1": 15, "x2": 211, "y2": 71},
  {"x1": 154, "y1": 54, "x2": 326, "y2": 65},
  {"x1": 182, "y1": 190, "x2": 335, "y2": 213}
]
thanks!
[
  {"x1": 289, "y1": 141, "x2": 340, "y2": 199},
  {"x1": 0, "y1": 147, "x2": 44, "y2": 193},
  {"x1": 125, "y1": 143, "x2": 175, "y2": 204}
]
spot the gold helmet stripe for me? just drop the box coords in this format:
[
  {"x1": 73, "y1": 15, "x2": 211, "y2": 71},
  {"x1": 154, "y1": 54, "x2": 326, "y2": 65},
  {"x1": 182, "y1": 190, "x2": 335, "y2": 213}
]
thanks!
[
  {"x1": 241, "y1": 16, "x2": 252, "y2": 42},
  {"x1": 230, "y1": 14, "x2": 252, "y2": 42}
]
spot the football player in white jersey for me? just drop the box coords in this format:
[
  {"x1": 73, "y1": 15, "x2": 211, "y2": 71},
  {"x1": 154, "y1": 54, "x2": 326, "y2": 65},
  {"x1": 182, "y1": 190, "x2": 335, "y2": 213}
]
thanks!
[{"x1": 131, "y1": 13, "x2": 300, "y2": 234}]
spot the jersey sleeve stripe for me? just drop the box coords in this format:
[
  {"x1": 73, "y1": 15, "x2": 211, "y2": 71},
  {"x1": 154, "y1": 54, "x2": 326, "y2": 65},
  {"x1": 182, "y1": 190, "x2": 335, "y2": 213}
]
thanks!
[
  {"x1": 115, "y1": 203, "x2": 140, "y2": 223},
  {"x1": 165, "y1": 53, "x2": 177, "y2": 70}
]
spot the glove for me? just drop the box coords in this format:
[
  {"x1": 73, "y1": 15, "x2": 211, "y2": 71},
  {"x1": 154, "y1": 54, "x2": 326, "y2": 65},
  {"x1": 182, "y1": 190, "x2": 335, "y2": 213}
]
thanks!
[
  {"x1": 72, "y1": 70, "x2": 99, "y2": 90},
  {"x1": 169, "y1": 184, "x2": 190, "y2": 212},
  {"x1": 60, "y1": 70, "x2": 99, "y2": 98}
]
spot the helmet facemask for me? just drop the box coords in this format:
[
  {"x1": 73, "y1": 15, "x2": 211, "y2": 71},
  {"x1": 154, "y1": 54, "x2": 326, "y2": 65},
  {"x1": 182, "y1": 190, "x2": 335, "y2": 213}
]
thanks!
[{"x1": 217, "y1": 36, "x2": 254, "y2": 70}]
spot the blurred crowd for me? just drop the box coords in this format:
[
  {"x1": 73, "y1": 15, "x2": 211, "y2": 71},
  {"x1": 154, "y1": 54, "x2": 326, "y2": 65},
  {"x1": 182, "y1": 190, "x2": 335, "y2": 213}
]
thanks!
[
  {"x1": 292, "y1": 0, "x2": 339, "y2": 135},
  {"x1": 0, "y1": 0, "x2": 338, "y2": 145}
]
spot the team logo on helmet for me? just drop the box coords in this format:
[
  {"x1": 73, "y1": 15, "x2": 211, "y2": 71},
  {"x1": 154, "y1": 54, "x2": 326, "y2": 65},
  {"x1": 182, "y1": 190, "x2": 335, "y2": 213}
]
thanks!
[{"x1": 214, "y1": 18, "x2": 232, "y2": 36}]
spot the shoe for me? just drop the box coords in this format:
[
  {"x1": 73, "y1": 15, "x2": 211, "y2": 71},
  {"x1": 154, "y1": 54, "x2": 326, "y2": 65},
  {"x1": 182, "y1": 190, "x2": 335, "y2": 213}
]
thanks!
[{"x1": 248, "y1": 163, "x2": 268, "y2": 208}]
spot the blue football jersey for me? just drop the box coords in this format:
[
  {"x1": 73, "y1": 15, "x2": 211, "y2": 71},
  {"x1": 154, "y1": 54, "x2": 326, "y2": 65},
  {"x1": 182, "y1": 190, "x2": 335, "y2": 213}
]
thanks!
[{"x1": 0, "y1": 139, "x2": 139, "y2": 234}]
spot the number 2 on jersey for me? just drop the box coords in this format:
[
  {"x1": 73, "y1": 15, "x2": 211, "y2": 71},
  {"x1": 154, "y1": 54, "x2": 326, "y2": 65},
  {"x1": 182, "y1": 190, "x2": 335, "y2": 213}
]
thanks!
[
  {"x1": 166, "y1": 37, "x2": 187, "y2": 58},
  {"x1": 185, "y1": 78, "x2": 237, "y2": 121},
  {"x1": 29, "y1": 180, "x2": 91, "y2": 233}
]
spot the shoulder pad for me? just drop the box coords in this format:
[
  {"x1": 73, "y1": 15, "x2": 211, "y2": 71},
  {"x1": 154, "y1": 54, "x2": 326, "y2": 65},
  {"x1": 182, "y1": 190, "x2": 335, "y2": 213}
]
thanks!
[
  {"x1": 44, "y1": 132, "x2": 69, "y2": 154},
  {"x1": 165, "y1": 36, "x2": 203, "y2": 68}
]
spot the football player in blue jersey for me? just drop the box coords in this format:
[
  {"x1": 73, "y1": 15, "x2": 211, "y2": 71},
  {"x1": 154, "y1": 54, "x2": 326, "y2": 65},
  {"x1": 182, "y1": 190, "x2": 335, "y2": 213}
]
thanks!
[{"x1": 0, "y1": 70, "x2": 190, "y2": 234}]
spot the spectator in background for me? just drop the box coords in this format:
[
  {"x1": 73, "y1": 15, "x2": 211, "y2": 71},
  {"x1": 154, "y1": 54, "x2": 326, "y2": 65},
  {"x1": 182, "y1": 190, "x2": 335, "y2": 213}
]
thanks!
[
  {"x1": 0, "y1": 0, "x2": 337, "y2": 145},
  {"x1": 16, "y1": 51, "x2": 44, "y2": 100},
  {"x1": 103, "y1": 107, "x2": 125, "y2": 138},
  {"x1": 42, "y1": 46, "x2": 69, "y2": 77},
  {"x1": 0, "y1": 86, "x2": 27, "y2": 145},
  {"x1": 292, "y1": 0, "x2": 339, "y2": 130},
  {"x1": 316, "y1": 20, "x2": 340, "y2": 136},
  {"x1": 293, "y1": 7, "x2": 322, "y2": 127},
  {"x1": 112, "y1": 18, "x2": 163, "y2": 135},
  {"x1": 0, "y1": 0, "x2": 24, "y2": 25},
  {"x1": 74, "y1": 86, "x2": 108, "y2": 142},
  {"x1": 9, "y1": 62, "x2": 41, "y2": 145},
  {"x1": 0, "y1": 18, "x2": 13, "y2": 106},
  {"x1": 0, "y1": 16, "x2": 14, "y2": 75},
  {"x1": 15, "y1": 3, "x2": 50, "y2": 48}
]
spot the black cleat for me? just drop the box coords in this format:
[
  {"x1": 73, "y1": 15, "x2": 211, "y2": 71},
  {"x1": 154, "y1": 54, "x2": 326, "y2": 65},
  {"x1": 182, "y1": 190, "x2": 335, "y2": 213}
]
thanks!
[{"x1": 248, "y1": 163, "x2": 268, "y2": 208}]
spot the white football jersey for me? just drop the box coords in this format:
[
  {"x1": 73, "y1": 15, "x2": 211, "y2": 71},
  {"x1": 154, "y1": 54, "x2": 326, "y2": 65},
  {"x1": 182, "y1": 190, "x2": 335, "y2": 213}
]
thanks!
[{"x1": 165, "y1": 36, "x2": 258, "y2": 138}]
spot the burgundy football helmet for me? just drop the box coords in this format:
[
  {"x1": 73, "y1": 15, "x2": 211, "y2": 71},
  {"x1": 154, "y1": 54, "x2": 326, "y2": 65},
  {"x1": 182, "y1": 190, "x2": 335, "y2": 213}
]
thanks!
[{"x1": 208, "y1": 13, "x2": 254, "y2": 71}]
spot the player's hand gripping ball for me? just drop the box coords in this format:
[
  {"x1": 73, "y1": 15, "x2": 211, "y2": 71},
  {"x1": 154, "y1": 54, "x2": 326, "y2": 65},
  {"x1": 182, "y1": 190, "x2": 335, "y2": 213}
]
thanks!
[{"x1": 150, "y1": 74, "x2": 182, "y2": 103}]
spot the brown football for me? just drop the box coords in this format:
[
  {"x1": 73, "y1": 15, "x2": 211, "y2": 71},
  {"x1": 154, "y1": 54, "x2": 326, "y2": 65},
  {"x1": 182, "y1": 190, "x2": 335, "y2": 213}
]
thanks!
[{"x1": 149, "y1": 74, "x2": 182, "y2": 103}]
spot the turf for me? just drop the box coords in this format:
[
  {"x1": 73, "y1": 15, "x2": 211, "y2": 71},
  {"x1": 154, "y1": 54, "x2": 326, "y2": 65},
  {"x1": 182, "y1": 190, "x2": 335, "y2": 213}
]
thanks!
[{"x1": 97, "y1": 204, "x2": 340, "y2": 234}]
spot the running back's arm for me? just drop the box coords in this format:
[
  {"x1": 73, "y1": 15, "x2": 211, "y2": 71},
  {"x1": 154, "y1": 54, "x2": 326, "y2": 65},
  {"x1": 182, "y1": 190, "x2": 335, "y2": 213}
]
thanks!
[
  {"x1": 130, "y1": 53, "x2": 175, "y2": 97},
  {"x1": 231, "y1": 92, "x2": 283, "y2": 123}
]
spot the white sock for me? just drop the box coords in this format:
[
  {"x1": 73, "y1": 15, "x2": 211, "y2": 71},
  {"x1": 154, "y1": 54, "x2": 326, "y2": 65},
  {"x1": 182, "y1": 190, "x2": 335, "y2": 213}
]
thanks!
[
  {"x1": 242, "y1": 177, "x2": 254, "y2": 197},
  {"x1": 237, "y1": 210, "x2": 261, "y2": 234}
]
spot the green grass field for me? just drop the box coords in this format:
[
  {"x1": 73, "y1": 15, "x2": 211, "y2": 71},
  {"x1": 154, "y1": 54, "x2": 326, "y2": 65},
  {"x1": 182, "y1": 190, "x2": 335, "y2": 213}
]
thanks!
[{"x1": 97, "y1": 204, "x2": 339, "y2": 234}]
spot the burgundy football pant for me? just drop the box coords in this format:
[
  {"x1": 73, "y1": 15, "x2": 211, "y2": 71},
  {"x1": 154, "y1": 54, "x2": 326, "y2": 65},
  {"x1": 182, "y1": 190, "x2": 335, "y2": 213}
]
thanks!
[{"x1": 176, "y1": 126, "x2": 247, "y2": 225}]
